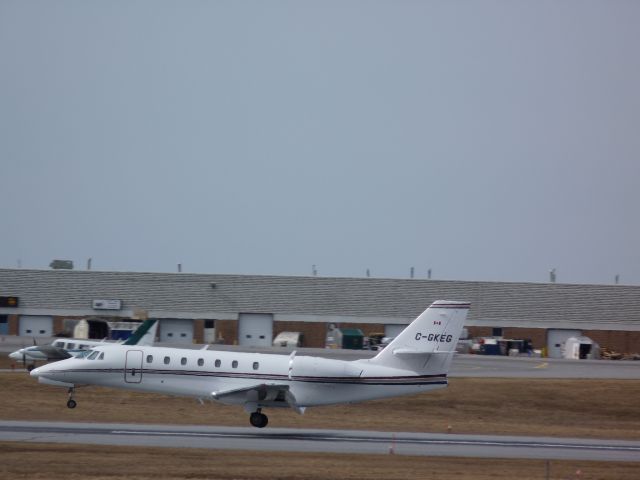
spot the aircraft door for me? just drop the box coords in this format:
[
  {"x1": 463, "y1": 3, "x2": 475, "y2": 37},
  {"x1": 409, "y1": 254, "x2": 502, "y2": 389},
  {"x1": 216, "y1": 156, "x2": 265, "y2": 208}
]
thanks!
[{"x1": 125, "y1": 350, "x2": 143, "y2": 383}]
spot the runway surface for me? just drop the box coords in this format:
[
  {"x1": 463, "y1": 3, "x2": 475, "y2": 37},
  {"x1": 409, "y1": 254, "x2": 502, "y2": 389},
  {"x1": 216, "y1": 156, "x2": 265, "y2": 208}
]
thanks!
[{"x1": 1, "y1": 421, "x2": 639, "y2": 462}]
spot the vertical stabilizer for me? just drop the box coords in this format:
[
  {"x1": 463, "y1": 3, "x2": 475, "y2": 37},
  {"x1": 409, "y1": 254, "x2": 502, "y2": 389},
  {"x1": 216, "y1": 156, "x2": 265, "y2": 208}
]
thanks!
[
  {"x1": 123, "y1": 319, "x2": 158, "y2": 346},
  {"x1": 369, "y1": 301, "x2": 470, "y2": 374}
]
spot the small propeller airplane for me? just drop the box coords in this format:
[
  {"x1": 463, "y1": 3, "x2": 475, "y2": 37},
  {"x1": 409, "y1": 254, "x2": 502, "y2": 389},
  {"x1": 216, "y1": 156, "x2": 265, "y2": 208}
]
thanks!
[
  {"x1": 10, "y1": 319, "x2": 158, "y2": 370},
  {"x1": 30, "y1": 301, "x2": 469, "y2": 428}
]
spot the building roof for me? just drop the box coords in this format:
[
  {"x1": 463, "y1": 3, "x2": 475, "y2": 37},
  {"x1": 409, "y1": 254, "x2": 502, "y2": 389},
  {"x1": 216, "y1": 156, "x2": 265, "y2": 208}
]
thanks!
[{"x1": 1, "y1": 268, "x2": 639, "y2": 330}]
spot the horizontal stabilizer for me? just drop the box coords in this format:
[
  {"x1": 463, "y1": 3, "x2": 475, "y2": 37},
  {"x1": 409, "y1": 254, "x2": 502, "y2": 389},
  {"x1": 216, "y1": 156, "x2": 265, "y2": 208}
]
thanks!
[{"x1": 392, "y1": 348, "x2": 456, "y2": 355}]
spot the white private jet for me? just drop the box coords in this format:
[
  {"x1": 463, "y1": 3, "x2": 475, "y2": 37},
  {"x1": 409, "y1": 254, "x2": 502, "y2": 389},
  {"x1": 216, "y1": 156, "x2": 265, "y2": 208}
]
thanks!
[
  {"x1": 31, "y1": 301, "x2": 469, "y2": 428},
  {"x1": 10, "y1": 319, "x2": 158, "y2": 370}
]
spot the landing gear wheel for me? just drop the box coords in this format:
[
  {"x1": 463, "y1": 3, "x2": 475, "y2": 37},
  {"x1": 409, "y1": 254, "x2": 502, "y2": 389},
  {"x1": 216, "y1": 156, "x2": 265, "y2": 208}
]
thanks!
[
  {"x1": 66, "y1": 387, "x2": 76, "y2": 409},
  {"x1": 249, "y1": 411, "x2": 268, "y2": 428}
]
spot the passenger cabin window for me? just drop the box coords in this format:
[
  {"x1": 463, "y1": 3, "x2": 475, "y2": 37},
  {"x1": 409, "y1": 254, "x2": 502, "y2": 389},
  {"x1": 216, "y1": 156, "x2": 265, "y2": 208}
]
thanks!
[
  {"x1": 164, "y1": 356, "x2": 170, "y2": 365},
  {"x1": 232, "y1": 360, "x2": 238, "y2": 369},
  {"x1": 53, "y1": 341, "x2": 64, "y2": 347},
  {"x1": 146, "y1": 355, "x2": 153, "y2": 363},
  {"x1": 67, "y1": 343, "x2": 76, "y2": 349},
  {"x1": 197, "y1": 358, "x2": 204, "y2": 367},
  {"x1": 214, "y1": 359, "x2": 221, "y2": 368},
  {"x1": 87, "y1": 351, "x2": 99, "y2": 360},
  {"x1": 181, "y1": 357, "x2": 187, "y2": 366},
  {"x1": 253, "y1": 362, "x2": 259, "y2": 370}
]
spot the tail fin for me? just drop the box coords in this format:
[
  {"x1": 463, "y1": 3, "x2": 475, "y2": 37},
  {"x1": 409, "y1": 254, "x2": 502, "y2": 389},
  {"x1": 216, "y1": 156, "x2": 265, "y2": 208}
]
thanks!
[
  {"x1": 369, "y1": 300, "x2": 470, "y2": 374},
  {"x1": 123, "y1": 319, "x2": 158, "y2": 346}
]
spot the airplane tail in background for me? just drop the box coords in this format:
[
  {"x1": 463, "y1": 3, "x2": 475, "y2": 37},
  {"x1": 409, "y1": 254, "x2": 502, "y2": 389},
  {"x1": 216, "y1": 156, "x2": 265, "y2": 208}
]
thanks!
[
  {"x1": 369, "y1": 301, "x2": 470, "y2": 374},
  {"x1": 122, "y1": 319, "x2": 158, "y2": 346}
]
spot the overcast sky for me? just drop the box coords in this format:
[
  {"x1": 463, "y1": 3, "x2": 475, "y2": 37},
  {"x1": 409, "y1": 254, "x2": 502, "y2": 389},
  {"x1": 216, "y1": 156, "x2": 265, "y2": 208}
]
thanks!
[{"x1": 1, "y1": 1, "x2": 639, "y2": 285}]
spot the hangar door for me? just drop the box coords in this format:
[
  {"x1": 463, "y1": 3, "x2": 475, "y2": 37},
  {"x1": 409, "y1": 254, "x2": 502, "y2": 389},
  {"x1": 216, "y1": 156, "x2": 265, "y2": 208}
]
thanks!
[
  {"x1": 159, "y1": 319, "x2": 194, "y2": 344},
  {"x1": 238, "y1": 313, "x2": 273, "y2": 347},
  {"x1": 19, "y1": 316, "x2": 54, "y2": 337},
  {"x1": 547, "y1": 329, "x2": 581, "y2": 359}
]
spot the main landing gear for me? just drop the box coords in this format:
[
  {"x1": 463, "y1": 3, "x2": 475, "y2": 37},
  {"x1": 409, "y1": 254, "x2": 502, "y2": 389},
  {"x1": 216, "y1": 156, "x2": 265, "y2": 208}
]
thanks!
[
  {"x1": 66, "y1": 387, "x2": 77, "y2": 409},
  {"x1": 249, "y1": 409, "x2": 268, "y2": 428}
]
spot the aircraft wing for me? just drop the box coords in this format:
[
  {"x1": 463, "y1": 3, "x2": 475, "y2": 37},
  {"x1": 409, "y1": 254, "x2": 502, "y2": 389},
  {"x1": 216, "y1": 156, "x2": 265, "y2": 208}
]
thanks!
[
  {"x1": 35, "y1": 345, "x2": 73, "y2": 360},
  {"x1": 212, "y1": 383, "x2": 304, "y2": 414}
]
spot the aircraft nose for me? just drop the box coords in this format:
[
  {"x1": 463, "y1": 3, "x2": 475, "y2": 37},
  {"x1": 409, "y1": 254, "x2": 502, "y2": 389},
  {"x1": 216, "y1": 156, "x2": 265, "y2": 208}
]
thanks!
[
  {"x1": 30, "y1": 363, "x2": 54, "y2": 378},
  {"x1": 9, "y1": 351, "x2": 21, "y2": 360}
]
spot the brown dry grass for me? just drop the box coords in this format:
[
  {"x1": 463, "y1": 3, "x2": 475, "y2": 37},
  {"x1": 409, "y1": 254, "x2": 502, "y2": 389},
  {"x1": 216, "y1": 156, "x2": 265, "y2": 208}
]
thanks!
[
  {"x1": 1, "y1": 370, "x2": 639, "y2": 440},
  {"x1": 0, "y1": 442, "x2": 639, "y2": 480}
]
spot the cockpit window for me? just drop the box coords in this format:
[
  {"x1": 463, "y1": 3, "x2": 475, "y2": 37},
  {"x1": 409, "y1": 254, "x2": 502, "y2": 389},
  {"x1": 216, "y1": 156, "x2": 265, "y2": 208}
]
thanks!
[
  {"x1": 87, "y1": 351, "x2": 100, "y2": 360},
  {"x1": 53, "y1": 340, "x2": 65, "y2": 347},
  {"x1": 98, "y1": 352, "x2": 104, "y2": 360},
  {"x1": 76, "y1": 350, "x2": 92, "y2": 359}
]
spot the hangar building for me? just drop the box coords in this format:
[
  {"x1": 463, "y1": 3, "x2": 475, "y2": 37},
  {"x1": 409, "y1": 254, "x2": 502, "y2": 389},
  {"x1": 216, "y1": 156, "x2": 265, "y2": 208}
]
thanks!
[{"x1": 1, "y1": 268, "x2": 639, "y2": 357}]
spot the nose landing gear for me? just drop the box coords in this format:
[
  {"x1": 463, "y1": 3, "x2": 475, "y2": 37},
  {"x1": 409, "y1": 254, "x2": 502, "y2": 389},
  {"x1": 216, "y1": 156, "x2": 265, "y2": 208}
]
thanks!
[
  {"x1": 66, "y1": 387, "x2": 77, "y2": 409},
  {"x1": 249, "y1": 409, "x2": 268, "y2": 428}
]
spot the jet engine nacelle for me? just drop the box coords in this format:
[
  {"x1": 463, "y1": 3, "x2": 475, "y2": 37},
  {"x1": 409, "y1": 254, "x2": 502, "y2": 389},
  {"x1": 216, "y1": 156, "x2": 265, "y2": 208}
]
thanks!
[{"x1": 289, "y1": 355, "x2": 362, "y2": 379}]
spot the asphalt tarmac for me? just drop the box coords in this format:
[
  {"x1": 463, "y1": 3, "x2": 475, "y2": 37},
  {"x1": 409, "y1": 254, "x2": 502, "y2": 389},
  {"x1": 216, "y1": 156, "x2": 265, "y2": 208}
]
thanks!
[
  {"x1": 448, "y1": 354, "x2": 640, "y2": 379},
  {"x1": 1, "y1": 421, "x2": 639, "y2": 461}
]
